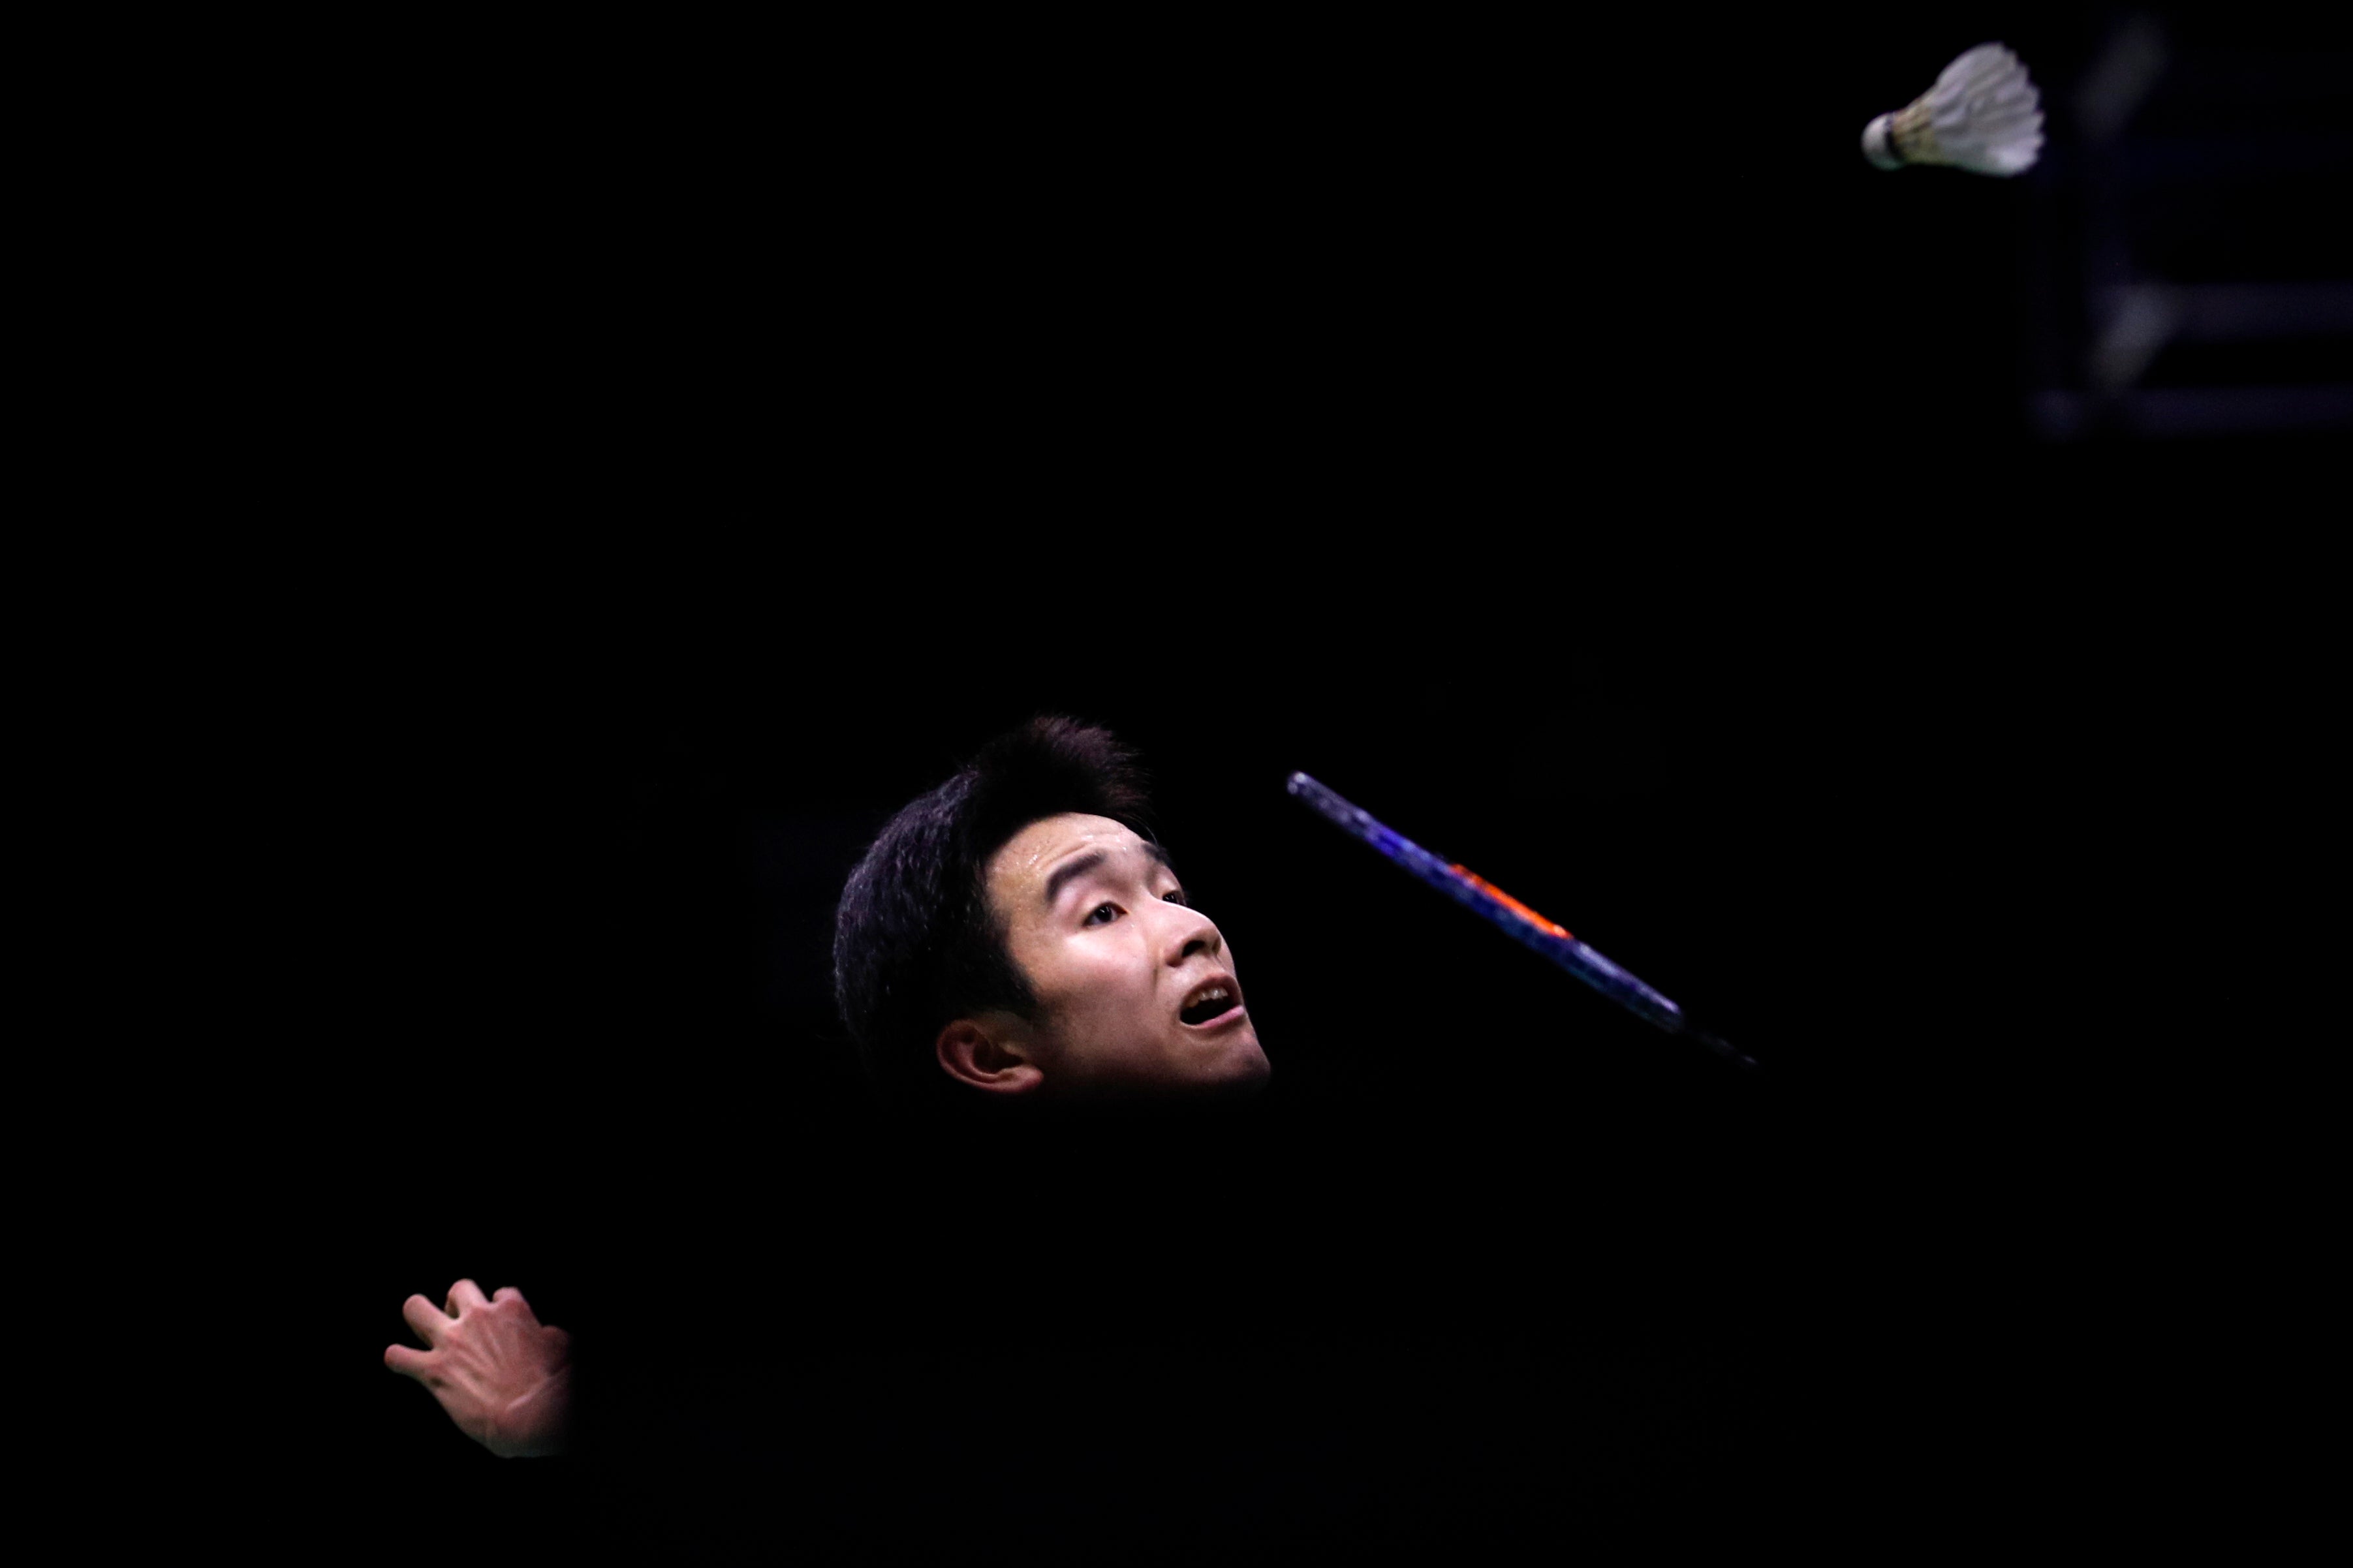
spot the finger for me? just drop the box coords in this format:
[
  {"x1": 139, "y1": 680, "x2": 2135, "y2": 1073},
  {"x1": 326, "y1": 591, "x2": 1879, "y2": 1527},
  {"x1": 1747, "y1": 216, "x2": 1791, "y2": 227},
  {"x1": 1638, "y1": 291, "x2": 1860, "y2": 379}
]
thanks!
[
  {"x1": 384, "y1": 1343, "x2": 437, "y2": 1382},
  {"x1": 491, "y1": 1285, "x2": 531, "y2": 1312},
  {"x1": 403, "y1": 1293, "x2": 453, "y2": 1345},
  {"x1": 445, "y1": 1278, "x2": 491, "y2": 1315}
]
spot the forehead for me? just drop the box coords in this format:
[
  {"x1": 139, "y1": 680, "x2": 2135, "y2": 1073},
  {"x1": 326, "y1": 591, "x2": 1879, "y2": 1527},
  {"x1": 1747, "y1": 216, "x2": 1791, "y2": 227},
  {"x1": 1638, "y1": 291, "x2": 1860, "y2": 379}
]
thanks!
[{"x1": 986, "y1": 814, "x2": 1157, "y2": 905}]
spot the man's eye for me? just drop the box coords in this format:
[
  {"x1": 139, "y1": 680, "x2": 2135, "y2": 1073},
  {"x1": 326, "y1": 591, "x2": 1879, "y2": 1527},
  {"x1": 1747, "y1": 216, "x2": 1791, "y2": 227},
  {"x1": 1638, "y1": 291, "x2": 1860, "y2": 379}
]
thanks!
[
  {"x1": 1163, "y1": 889, "x2": 1189, "y2": 907},
  {"x1": 1085, "y1": 902, "x2": 1121, "y2": 927}
]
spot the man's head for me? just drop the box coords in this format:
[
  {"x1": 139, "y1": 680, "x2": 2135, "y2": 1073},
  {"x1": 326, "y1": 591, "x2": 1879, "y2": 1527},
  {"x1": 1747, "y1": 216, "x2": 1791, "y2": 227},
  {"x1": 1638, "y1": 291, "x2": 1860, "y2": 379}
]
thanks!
[{"x1": 833, "y1": 718, "x2": 1269, "y2": 1110}]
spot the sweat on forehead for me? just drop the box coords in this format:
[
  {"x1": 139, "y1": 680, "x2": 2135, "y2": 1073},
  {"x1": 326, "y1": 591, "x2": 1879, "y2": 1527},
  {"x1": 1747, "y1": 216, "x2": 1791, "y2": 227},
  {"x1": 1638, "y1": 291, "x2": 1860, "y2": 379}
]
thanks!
[{"x1": 990, "y1": 815, "x2": 1174, "y2": 910}]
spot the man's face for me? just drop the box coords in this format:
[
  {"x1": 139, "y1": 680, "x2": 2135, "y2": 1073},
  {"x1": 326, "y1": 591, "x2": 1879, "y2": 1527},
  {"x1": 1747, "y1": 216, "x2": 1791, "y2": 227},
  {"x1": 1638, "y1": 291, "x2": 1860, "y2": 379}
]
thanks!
[{"x1": 980, "y1": 813, "x2": 1270, "y2": 1101}]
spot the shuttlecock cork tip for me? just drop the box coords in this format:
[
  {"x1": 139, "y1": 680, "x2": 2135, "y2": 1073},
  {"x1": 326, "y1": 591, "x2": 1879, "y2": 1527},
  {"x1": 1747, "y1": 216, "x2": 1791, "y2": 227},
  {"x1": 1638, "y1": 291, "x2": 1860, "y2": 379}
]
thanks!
[{"x1": 1862, "y1": 113, "x2": 1903, "y2": 170}]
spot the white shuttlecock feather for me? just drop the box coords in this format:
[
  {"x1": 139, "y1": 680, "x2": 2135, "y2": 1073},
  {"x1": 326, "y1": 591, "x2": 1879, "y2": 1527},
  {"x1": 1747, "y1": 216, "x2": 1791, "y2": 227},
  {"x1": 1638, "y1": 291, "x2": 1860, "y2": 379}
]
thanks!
[{"x1": 1862, "y1": 42, "x2": 2044, "y2": 176}]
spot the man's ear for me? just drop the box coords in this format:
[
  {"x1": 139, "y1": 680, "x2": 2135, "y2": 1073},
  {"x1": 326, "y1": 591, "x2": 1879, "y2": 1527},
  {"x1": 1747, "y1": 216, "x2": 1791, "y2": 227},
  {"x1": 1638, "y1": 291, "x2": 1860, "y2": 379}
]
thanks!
[{"x1": 936, "y1": 1015, "x2": 1047, "y2": 1096}]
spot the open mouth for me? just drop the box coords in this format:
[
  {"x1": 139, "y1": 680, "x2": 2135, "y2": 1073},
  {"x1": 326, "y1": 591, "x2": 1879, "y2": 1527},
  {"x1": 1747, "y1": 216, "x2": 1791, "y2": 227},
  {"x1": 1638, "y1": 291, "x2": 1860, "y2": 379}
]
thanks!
[{"x1": 1178, "y1": 977, "x2": 1243, "y2": 1028}]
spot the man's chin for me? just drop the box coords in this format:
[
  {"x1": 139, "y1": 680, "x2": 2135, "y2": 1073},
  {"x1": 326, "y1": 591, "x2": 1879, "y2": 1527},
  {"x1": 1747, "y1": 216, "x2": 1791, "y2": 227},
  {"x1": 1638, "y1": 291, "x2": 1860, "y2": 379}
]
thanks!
[
  {"x1": 1168, "y1": 1041, "x2": 1271, "y2": 1109},
  {"x1": 1222, "y1": 1037, "x2": 1272, "y2": 1096},
  {"x1": 1052, "y1": 1043, "x2": 1270, "y2": 1108}
]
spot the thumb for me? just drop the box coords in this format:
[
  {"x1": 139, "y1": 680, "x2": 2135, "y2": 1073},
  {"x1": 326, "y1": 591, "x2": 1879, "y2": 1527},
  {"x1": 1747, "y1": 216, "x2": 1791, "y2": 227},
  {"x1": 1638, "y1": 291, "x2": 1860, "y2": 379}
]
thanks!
[{"x1": 385, "y1": 1344, "x2": 436, "y2": 1382}]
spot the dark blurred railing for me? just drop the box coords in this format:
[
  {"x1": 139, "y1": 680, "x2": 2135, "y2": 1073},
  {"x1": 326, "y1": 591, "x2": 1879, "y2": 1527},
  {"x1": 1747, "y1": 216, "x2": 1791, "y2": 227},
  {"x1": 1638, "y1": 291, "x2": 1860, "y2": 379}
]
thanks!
[{"x1": 2026, "y1": 10, "x2": 2353, "y2": 439}]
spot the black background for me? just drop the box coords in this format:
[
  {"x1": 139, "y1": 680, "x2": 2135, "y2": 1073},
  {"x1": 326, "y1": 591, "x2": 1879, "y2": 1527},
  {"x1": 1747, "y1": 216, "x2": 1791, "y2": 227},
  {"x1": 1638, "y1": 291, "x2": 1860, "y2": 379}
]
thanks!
[{"x1": 163, "y1": 4, "x2": 2340, "y2": 1556}]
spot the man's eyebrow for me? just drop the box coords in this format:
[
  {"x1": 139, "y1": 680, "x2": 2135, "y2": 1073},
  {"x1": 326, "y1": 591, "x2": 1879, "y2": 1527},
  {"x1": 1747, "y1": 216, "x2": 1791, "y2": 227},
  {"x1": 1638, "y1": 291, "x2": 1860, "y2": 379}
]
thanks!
[
  {"x1": 1041, "y1": 840, "x2": 1176, "y2": 909},
  {"x1": 1042, "y1": 850, "x2": 1110, "y2": 910}
]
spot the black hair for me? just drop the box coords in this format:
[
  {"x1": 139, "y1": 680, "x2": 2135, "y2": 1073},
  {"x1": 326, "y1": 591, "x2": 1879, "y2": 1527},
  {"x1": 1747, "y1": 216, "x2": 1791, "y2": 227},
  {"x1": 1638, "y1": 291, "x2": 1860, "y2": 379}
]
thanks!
[{"x1": 833, "y1": 716, "x2": 1154, "y2": 1107}]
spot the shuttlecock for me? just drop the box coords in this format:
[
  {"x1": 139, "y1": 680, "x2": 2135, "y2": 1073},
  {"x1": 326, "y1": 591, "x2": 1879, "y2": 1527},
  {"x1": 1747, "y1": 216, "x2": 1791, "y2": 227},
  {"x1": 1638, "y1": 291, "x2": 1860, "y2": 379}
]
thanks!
[{"x1": 1862, "y1": 43, "x2": 2044, "y2": 176}]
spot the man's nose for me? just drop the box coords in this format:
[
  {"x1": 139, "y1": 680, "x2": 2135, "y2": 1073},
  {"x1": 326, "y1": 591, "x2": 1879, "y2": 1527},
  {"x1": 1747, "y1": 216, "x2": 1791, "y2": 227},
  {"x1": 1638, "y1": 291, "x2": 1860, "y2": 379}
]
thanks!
[{"x1": 1163, "y1": 904, "x2": 1223, "y2": 966}]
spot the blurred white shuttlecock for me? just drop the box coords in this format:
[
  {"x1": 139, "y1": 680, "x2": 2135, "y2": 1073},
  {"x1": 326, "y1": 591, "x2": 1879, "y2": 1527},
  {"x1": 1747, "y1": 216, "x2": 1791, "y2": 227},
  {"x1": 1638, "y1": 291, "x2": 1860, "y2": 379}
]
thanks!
[{"x1": 1862, "y1": 43, "x2": 2044, "y2": 176}]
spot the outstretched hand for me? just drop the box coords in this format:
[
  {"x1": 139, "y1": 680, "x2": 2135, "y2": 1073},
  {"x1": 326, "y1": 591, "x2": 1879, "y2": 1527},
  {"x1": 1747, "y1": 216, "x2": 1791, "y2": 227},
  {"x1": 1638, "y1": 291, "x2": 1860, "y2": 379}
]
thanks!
[{"x1": 386, "y1": 1279, "x2": 573, "y2": 1458}]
